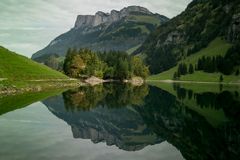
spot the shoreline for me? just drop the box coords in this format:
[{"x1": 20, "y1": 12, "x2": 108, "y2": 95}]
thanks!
[
  {"x1": 146, "y1": 79, "x2": 240, "y2": 85},
  {"x1": 0, "y1": 79, "x2": 83, "y2": 96},
  {"x1": 0, "y1": 77, "x2": 145, "y2": 97},
  {"x1": 1, "y1": 77, "x2": 239, "y2": 97},
  {"x1": 84, "y1": 76, "x2": 145, "y2": 86}
]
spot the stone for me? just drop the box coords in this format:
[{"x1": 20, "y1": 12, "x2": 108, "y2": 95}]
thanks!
[{"x1": 162, "y1": 31, "x2": 185, "y2": 45}]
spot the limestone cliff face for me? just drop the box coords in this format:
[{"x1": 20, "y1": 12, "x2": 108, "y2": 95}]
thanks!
[
  {"x1": 74, "y1": 15, "x2": 95, "y2": 28},
  {"x1": 74, "y1": 6, "x2": 153, "y2": 29},
  {"x1": 228, "y1": 13, "x2": 240, "y2": 42},
  {"x1": 32, "y1": 5, "x2": 168, "y2": 62}
]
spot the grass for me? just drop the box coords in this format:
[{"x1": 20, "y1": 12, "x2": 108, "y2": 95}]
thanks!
[
  {"x1": 0, "y1": 46, "x2": 68, "y2": 81},
  {"x1": 0, "y1": 78, "x2": 79, "y2": 91},
  {"x1": 148, "y1": 81, "x2": 240, "y2": 95},
  {"x1": 132, "y1": 25, "x2": 150, "y2": 34},
  {"x1": 0, "y1": 46, "x2": 80, "y2": 93},
  {"x1": 148, "y1": 38, "x2": 240, "y2": 83},
  {"x1": 127, "y1": 44, "x2": 141, "y2": 54},
  {"x1": 180, "y1": 71, "x2": 240, "y2": 83},
  {"x1": 127, "y1": 15, "x2": 161, "y2": 26}
]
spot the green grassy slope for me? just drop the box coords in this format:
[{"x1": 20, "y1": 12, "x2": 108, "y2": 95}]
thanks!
[
  {"x1": 0, "y1": 46, "x2": 68, "y2": 80},
  {"x1": 127, "y1": 44, "x2": 141, "y2": 54},
  {"x1": 126, "y1": 15, "x2": 162, "y2": 34},
  {"x1": 148, "y1": 38, "x2": 240, "y2": 83},
  {"x1": 127, "y1": 15, "x2": 162, "y2": 26}
]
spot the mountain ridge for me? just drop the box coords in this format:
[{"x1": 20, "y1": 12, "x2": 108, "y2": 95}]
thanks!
[{"x1": 31, "y1": 6, "x2": 169, "y2": 67}]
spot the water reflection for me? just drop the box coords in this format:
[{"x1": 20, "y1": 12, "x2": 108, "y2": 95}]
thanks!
[
  {"x1": 43, "y1": 83, "x2": 240, "y2": 160},
  {"x1": 44, "y1": 83, "x2": 157, "y2": 151},
  {"x1": 174, "y1": 84, "x2": 240, "y2": 120},
  {"x1": 141, "y1": 85, "x2": 240, "y2": 160},
  {"x1": 62, "y1": 83, "x2": 149, "y2": 111}
]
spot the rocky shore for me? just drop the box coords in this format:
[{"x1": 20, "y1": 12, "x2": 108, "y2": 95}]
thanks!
[
  {"x1": 123, "y1": 77, "x2": 144, "y2": 86},
  {"x1": 84, "y1": 76, "x2": 145, "y2": 86}
]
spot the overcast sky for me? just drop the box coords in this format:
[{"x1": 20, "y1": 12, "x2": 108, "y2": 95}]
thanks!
[{"x1": 0, "y1": 0, "x2": 191, "y2": 57}]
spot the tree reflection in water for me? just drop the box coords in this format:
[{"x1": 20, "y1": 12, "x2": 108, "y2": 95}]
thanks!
[{"x1": 43, "y1": 83, "x2": 240, "y2": 159}]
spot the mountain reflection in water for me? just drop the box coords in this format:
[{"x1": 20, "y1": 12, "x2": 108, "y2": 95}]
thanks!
[{"x1": 42, "y1": 83, "x2": 240, "y2": 160}]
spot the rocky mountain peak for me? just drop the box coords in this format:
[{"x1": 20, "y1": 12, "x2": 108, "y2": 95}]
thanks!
[
  {"x1": 32, "y1": 5, "x2": 168, "y2": 61},
  {"x1": 74, "y1": 6, "x2": 154, "y2": 29}
]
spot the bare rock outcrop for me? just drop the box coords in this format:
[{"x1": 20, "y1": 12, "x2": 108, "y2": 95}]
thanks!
[
  {"x1": 74, "y1": 6, "x2": 153, "y2": 29},
  {"x1": 228, "y1": 13, "x2": 240, "y2": 42},
  {"x1": 84, "y1": 76, "x2": 104, "y2": 86}
]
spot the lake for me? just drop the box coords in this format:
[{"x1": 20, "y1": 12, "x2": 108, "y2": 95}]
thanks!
[{"x1": 0, "y1": 83, "x2": 239, "y2": 160}]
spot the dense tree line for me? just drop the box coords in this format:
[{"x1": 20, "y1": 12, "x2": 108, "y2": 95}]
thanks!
[
  {"x1": 63, "y1": 48, "x2": 149, "y2": 80},
  {"x1": 146, "y1": 45, "x2": 177, "y2": 74},
  {"x1": 225, "y1": 43, "x2": 240, "y2": 74},
  {"x1": 173, "y1": 44, "x2": 240, "y2": 79},
  {"x1": 199, "y1": 43, "x2": 240, "y2": 75},
  {"x1": 196, "y1": 52, "x2": 239, "y2": 75},
  {"x1": 173, "y1": 63, "x2": 194, "y2": 80}
]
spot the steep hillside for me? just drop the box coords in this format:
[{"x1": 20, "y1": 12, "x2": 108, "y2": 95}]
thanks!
[
  {"x1": 32, "y1": 6, "x2": 168, "y2": 67},
  {"x1": 148, "y1": 38, "x2": 240, "y2": 83},
  {"x1": 135, "y1": 0, "x2": 240, "y2": 74},
  {"x1": 0, "y1": 46, "x2": 67, "y2": 80}
]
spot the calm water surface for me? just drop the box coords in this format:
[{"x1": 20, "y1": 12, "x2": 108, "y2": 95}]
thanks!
[{"x1": 0, "y1": 83, "x2": 239, "y2": 160}]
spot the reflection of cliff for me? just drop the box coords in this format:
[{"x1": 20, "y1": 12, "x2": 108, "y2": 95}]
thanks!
[
  {"x1": 43, "y1": 84, "x2": 162, "y2": 151},
  {"x1": 43, "y1": 84, "x2": 240, "y2": 159},
  {"x1": 69, "y1": 106, "x2": 162, "y2": 151}
]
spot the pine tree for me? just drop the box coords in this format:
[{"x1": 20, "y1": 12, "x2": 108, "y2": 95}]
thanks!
[
  {"x1": 177, "y1": 64, "x2": 182, "y2": 76},
  {"x1": 182, "y1": 63, "x2": 188, "y2": 75},
  {"x1": 219, "y1": 75, "x2": 224, "y2": 82},
  {"x1": 195, "y1": 64, "x2": 198, "y2": 71},
  {"x1": 189, "y1": 64, "x2": 194, "y2": 74},
  {"x1": 197, "y1": 58, "x2": 202, "y2": 70},
  {"x1": 236, "y1": 69, "x2": 239, "y2": 76},
  {"x1": 173, "y1": 72, "x2": 179, "y2": 80}
]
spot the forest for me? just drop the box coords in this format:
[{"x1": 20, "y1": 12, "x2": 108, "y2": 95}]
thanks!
[{"x1": 63, "y1": 48, "x2": 149, "y2": 80}]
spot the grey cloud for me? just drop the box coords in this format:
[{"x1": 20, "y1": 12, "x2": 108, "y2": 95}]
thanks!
[{"x1": 0, "y1": 0, "x2": 191, "y2": 57}]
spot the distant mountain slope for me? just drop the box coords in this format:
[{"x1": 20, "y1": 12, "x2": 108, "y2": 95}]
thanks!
[
  {"x1": 135, "y1": 0, "x2": 240, "y2": 74},
  {"x1": 32, "y1": 6, "x2": 168, "y2": 64},
  {"x1": 0, "y1": 46, "x2": 67, "y2": 80}
]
